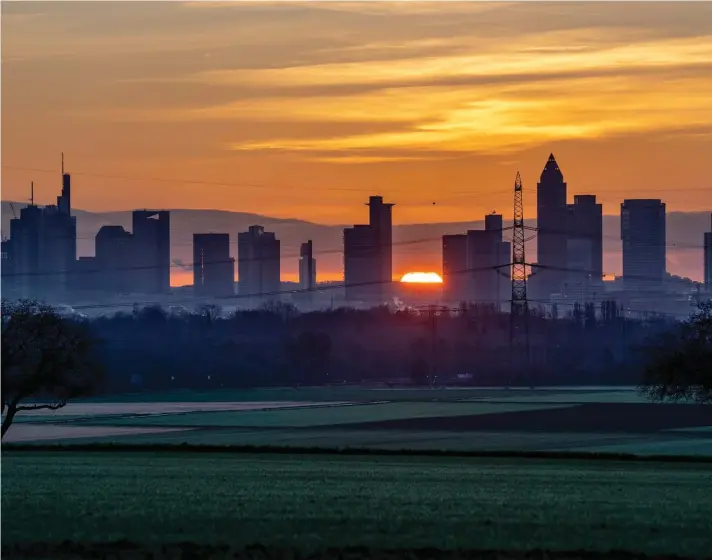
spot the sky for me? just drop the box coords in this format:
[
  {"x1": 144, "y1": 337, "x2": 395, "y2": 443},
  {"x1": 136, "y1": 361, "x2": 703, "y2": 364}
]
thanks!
[{"x1": 2, "y1": 1, "x2": 712, "y2": 226}]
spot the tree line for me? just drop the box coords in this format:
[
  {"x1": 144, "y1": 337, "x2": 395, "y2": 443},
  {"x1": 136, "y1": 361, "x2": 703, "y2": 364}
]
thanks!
[{"x1": 2, "y1": 298, "x2": 710, "y2": 438}]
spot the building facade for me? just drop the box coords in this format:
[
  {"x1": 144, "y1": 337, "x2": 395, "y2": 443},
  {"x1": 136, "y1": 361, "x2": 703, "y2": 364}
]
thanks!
[
  {"x1": 466, "y1": 229, "x2": 501, "y2": 306},
  {"x1": 442, "y1": 234, "x2": 468, "y2": 303},
  {"x1": 237, "y1": 225, "x2": 280, "y2": 303},
  {"x1": 343, "y1": 196, "x2": 394, "y2": 304},
  {"x1": 3, "y1": 166, "x2": 76, "y2": 299},
  {"x1": 344, "y1": 224, "x2": 378, "y2": 302},
  {"x1": 95, "y1": 225, "x2": 135, "y2": 294},
  {"x1": 485, "y1": 213, "x2": 511, "y2": 308},
  {"x1": 193, "y1": 233, "x2": 234, "y2": 297},
  {"x1": 132, "y1": 210, "x2": 171, "y2": 294},
  {"x1": 298, "y1": 240, "x2": 317, "y2": 297},
  {"x1": 621, "y1": 199, "x2": 666, "y2": 291},
  {"x1": 535, "y1": 153, "x2": 568, "y2": 299},
  {"x1": 565, "y1": 194, "x2": 603, "y2": 301}
]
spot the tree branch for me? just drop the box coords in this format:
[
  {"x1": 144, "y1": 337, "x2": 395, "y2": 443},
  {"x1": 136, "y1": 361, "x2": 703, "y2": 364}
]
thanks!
[{"x1": 15, "y1": 401, "x2": 67, "y2": 412}]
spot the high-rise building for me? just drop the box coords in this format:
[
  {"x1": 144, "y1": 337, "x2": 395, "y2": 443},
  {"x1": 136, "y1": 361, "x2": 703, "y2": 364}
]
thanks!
[
  {"x1": 95, "y1": 225, "x2": 135, "y2": 294},
  {"x1": 442, "y1": 234, "x2": 468, "y2": 303},
  {"x1": 704, "y1": 213, "x2": 712, "y2": 293},
  {"x1": 193, "y1": 233, "x2": 234, "y2": 297},
  {"x1": 237, "y1": 225, "x2": 280, "y2": 303},
  {"x1": 4, "y1": 161, "x2": 77, "y2": 299},
  {"x1": 535, "y1": 153, "x2": 568, "y2": 299},
  {"x1": 485, "y1": 213, "x2": 511, "y2": 307},
  {"x1": 298, "y1": 240, "x2": 317, "y2": 296},
  {"x1": 565, "y1": 195, "x2": 603, "y2": 301},
  {"x1": 132, "y1": 210, "x2": 171, "y2": 294},
  {"x1": 621, "y1": 199, "x2": 666, "y2": 291},
  {"x1": 368, "y1": 196, "x2": 394, "y2": 299},
  {"x1": 466, "y1": 229, "x2": 501, "y2": 305},
  {"x1": 343, "y1": 196, "x2": 394, "y2": 304},
  {"x1": 484, "y1": 213, "x2": 503, "y2": 236},
  {"x1": 344, "y1": 225, "x2": 378, "y2": 302}
]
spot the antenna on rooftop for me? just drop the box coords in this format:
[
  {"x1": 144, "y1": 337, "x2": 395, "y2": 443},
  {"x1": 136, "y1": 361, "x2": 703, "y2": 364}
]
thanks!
[
  {"x1": 61, "y1": 152, "x2": 64, "y2": 175},
  {"x1": 30, "y1": 181, "x2": 34, "y2": 206}
]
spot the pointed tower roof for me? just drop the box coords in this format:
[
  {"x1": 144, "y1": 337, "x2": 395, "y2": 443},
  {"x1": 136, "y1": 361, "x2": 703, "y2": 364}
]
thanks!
[{"x1": 540, "y1": 153, "x2": 563, "y2": 183}]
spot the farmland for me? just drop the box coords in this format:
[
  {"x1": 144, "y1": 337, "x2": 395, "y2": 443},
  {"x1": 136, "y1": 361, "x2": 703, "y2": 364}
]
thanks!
[
  {"x1": 3, "y1": 451, "x2": 712, "y2": 557},
  {"x1": 3, "y1": 387, "x2": 712, "y2": 558},
  {"x1": 5, "y1": 387, "x2": 712, "y2": 456}
]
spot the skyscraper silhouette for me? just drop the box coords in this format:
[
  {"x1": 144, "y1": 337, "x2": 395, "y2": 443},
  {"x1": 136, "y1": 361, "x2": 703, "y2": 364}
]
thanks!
[
  {"x1": 238, "y1": 225, "x2": 280, "y2": 304},
  {"x1": 442, "y1": 234, "x2": 468, "y2": 303},
  {"x1": 565, "y1": 195, "x2": 603, "y2": 301},
  {"x1": 621, "y1": 199, "x2": 666, "y2": 291},
  {"x1": 95, "y1": 225, "x2": 135, "y2": 294},
  {"x1": 4, "y1": 157, "x2": 77, "y2": 298},
  {"x1": 132, "y1": 210, "x2": 171, "y2": 294},
  {"x1": 193, "y1": 233, "x2": 234, "y2": 297},
  {"x1": 298, "y1": 240, "x2": 317, "y2": 298},
  {"x1": 535, "y1": 154, "x2": 568, "y2": 299},
  {"x1": 344, "y1": 196, "x2": 394, "y2": 303}
]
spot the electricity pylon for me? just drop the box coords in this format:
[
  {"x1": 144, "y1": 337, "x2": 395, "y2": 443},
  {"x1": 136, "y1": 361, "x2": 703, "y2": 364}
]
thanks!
[{"x1": 509, "y1": 171, "x2": 531, "y2": 386}]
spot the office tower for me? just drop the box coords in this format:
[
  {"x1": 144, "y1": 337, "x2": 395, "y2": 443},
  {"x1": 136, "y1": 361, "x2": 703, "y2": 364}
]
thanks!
[
  {"x1": 193, "y1": 234, "x2": 234, "y2": 297},
  {"x1": 621, "y1": 199, "x2": 666, "y2": 291},
  {"x1": 368, "y1": 196, "x2": 395, "y2": 299},
  {"x1": 132, "y1": 210, "x2": 171, "y2": 294},
  {"x1": 704, "y1": 213, "x2": 712, "y2": 292},
  {"x1": 442, "y1": 234, "x2": 468, "y2": 303},
  {"x1": 485, "y1": 213, "x2": 511, "y2": 307},
  {"x1": 343, "y1": 196, "x2": 395, "y2": 304},
  {"x1": 237, "y1": 225, "x2": 280, "y2": 303},
  {"x1": 485, "y1": 213, "x2": 503, "y2": 237},
  {"x1": 466, "y1": 229, "x2": 500, "y2": 305},
  {"x1": 5, "y1": 165, "x2": 77, "y2": 298},
  {"x1": 344, "y1": 225, "x2": 378, "y2": 302},
  {"x1": 565, "y1": 195, "x2": 603, "y2": 301},
  {"x1": 95, "y1": 225, "x2": 135, "y2": 294},
  {"x1": 58, "y1": 154, "x2": 71, "y2": 216},
  {"x1": 298, "y1": 240, "x2": 317, "y2": 296},
  {"x1": 535, "y1": 153, "x2": 568, "y2": 299}
]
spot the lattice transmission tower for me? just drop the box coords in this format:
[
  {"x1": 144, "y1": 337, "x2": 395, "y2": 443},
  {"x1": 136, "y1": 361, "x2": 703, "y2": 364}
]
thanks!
[{"x1": 509, "y1": 171, "x2": 531, "y2": 386}]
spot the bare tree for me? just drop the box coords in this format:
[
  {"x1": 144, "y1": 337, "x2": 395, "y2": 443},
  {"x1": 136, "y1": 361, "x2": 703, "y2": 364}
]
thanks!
[
  {"x1": 641, "y1": 301, "x2": 712, "y2": 403},
  {"x1": 1, "y1": 299, "x2": 104, "y2": 438}
]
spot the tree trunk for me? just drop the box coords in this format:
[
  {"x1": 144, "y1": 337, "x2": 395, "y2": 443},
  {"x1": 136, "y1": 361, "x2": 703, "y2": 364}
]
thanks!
[{"x1": 1, "y1": 403, "x2": 17, "y2": 439}]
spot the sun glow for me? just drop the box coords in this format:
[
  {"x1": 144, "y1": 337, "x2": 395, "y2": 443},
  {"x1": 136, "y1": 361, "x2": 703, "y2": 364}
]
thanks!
[{"x1": 401, "y1": 272, "x2": 443, "y2": 284}]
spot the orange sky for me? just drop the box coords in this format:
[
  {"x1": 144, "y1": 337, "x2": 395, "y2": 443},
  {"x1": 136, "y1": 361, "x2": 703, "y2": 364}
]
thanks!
[{"x1": 2, "y1": 1, "x2": 712, "y2": 226}]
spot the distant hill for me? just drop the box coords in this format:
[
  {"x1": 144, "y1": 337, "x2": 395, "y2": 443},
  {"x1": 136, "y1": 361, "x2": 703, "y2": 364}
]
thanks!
[{"x1": 2, "y1": 202, "x2": 710, "y2": 282}]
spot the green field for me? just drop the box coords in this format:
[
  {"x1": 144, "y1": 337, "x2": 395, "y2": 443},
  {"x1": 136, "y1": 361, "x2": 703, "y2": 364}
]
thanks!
[
  {"x1": 79, "y1": 401, "x2": 571, "y2": 428},
  {"x1": 3, "y1": 451, "x2": 712, "y2": 556},
  {"x1": 5, "y1": 387, "x2": 711, "y2": 457},
  {"x1": 78, "y1": 386, "x2": 642, "y2": 404}
]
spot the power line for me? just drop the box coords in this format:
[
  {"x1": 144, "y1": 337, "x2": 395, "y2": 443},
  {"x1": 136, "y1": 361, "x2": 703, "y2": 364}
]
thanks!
[
  {"x1": 0, "y1": 228, "x2": 510, "y2": 280},
  {"x1": 34, "y1": 260, "x2": 703, "y2": 318},
  {"x1": 4, "y1": 163, "x2": 710, "y2": 197}
]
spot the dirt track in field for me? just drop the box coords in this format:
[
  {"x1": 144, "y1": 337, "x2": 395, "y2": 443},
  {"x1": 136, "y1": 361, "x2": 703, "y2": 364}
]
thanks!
[
  {"x1": 1, "y1": 425, "x2": 192, "y2": 443},
  {"x1": 330, "y1": 403, "x2": 712, "y2": 434},
  {"x1": 16, "y1": 401, "x2": 345, "y2": 416}
]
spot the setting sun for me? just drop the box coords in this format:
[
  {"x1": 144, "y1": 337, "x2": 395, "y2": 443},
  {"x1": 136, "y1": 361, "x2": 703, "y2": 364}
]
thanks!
[{"x1": 400, "y1": 272, "x2": 443, "y2": 284}]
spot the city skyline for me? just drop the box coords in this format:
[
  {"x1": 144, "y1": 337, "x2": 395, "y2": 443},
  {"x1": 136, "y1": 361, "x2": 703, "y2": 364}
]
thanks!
[{"x1": 2, "y1": 1, "x2": 712, "y2": 224}]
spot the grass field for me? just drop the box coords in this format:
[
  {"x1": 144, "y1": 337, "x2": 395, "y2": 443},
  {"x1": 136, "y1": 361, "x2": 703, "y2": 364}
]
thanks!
[
  {"x1": 3, "y1": 451, "x2": 712, "y2": 556},
  {"x1": 3, "y1": 387, "x2": 712, "y2": 456}
]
